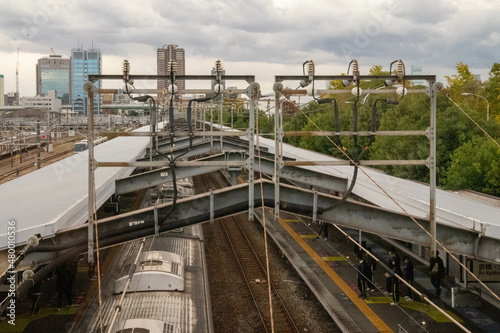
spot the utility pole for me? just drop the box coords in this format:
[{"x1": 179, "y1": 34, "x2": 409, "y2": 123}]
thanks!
[
  {"x1": 36, "y1": 120, "x2": 41, "y2": 169},
  {"x1": 85, "y1": 82, "x2": 97, "y2": 266}
]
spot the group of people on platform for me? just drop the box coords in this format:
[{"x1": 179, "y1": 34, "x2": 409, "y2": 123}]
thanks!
[{"x1": 355, "y1": 246, "x2": 445, "y2": 305}]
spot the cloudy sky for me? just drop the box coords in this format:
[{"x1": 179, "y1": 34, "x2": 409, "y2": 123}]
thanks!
[{"x1": 0, "y1": 0, "x2": 499, "y2": 96}]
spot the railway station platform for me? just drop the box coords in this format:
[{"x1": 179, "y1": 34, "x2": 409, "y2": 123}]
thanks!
[{"x1": 255, "y1": 209, "x2": 500, "y2": 333}]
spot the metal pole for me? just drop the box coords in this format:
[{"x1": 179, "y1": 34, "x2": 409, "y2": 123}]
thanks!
[
  {"x1": 210, "y1": 104, "x2": 213, "y2": 151},
  {"x1": 149, "y1": 101, "x2": 153, "y2": 171},
  {"x1": 85, "y1": 82, "x2": 96, "y2": 266},
  {"x1": 429, "y1": 80, "x2": 439, "y2": 258},
  {"x1": 247, "y1": 83, "x2": 259, "y2": 221},
  {"x1": 36, "y1": 120, "x2": 41, "y2": 169},
  {"x1": 219, "y1": 98, "x2": 223, "y2": 148},
  {"x1": 273, "y1": 83, "x2": 283, "y2": 222}
]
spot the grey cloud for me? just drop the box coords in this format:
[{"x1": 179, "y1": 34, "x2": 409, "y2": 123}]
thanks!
[{"x1": 0, "y1": 0, "x2": 499, "y2": 78}]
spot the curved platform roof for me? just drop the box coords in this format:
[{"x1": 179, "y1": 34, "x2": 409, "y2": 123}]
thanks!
[
  {"x1": 253, "y1": 135, "x2": 500, "y2": 240},
  {"x1": 0, "y1": 124, "x2": 159, "y2": 249}
]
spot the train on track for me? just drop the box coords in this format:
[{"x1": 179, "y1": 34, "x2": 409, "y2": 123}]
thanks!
[
  {"x1": 74, "y1": 177, "x2": 214, "y2": 333},
  {"x1": 74, "y1": 137, "x2": 108, "y2": 152}
]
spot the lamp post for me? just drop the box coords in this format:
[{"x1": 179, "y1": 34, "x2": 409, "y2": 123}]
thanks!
[{"x1": 461, "y1": 93, "x2": 489, "y2": 121}]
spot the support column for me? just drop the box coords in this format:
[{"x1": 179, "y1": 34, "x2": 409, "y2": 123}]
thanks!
[
  {"x1": 85, "y1": 81, "x2": 97, "y2": 265},
  {"x1": 429, "y1": 80, "x2": 441, "y2": 258},
  {"x1": 246, "y1": 82, "x2": 259, "y2": 221},
  {"x1": 273, "y1": 82, "x2": 284, "y2": 222},
  {"x1": 220, "y1": 98, "x2": 223, "y2": 148},
  {"x1": 36, "y1": 120, "x2": 41, "y2": 169},
  {"x1": 210, "y1": 104, "x2": 213, "y2": 151}
]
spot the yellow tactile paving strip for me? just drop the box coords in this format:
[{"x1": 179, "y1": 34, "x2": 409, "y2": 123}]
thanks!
[{"x1": 278, "y1": 217, "x2": 393, "y2": 333}]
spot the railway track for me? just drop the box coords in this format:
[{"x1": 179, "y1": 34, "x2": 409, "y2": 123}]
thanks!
[
  {"x1": 0, "y1": 148, "x2": 75, "y2": 181},
  {"x1": 199, "y1": 171, "x2": 300, "y2": 333}
]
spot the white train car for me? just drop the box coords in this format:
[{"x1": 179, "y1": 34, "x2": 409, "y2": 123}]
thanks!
[
  {"x1": 75, "y1": 137, "x2": 108, "y2": 152},
  {"x1": 73, "y1": 178, "x2": 213, "y2": 333}
]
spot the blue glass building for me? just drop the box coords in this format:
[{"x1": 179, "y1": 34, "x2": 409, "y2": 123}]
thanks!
[
  {"x1": 36, "y1": 55, "x2": 71, "y2": 105},
  {"x1": 71, "y1": 48, "x2": 101, "y2": 115}
]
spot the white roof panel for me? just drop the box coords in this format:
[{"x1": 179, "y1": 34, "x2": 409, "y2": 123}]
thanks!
[
  {"x1": 0, "y1": 124, "x2": 161, "y2": 249},
  {"x1": 255, "y1": 135, "x2": 500, "y2": 240}
]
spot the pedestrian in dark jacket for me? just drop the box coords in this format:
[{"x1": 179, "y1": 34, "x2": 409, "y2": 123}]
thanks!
[
  {"x1": 403, "y1": 256, "x2": 414, "y2": 300},
  {"x1": 318, "y1": 221, "x2": 328, "y2": 239},
  {"x1": 387, "y1": 247, "x2": 401, "y2": 305},
  {"x1": 357, "y1": 252, "x2": 368, "y2": 298},
  {"x1": 56, "y1": 260, "x2": 77, "y2": 310},
  {"x1": 430, "y1": 251, "x2": 445, "y2": 296},
  {"x1": 366, "y1": 247, "x2": 377, "y2": 291}
]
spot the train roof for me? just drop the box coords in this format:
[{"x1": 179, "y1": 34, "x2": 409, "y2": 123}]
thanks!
[{"x1": 75, "y1": 225, "x2": 212, "y2": 333}]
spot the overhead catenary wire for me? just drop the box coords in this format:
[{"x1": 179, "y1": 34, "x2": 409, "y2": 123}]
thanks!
[
  {"x1": 92, "y1": 158, "x2": 104, "y2": 333},
  {"x1": 255, "y1": 95, "x2": 276, "y2": 333},
  {"x1": 106, "y1": 237, "x2": 147, "y2": 333}
]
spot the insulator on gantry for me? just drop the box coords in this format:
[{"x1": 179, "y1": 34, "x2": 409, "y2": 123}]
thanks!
[
  {"x1": 214, "y1": 60, "x2": 223, "y2": 83},
  {"x1": 351, "y1": 59, "x2": 359, "y2": 81},
  {"x1": 122, "y1": 59, "x2": 130, "y2": 83},
  {"x1": 396, "y1": 60, "x2": 405, "y2": 80},
  {"x1": 307, "y1": 60, "x2": 315, "y2": 81}
]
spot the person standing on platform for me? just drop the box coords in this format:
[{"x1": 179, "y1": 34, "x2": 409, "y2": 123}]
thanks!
[
  {"x1": 366, "y1": 247, "x2": 377, "y2": 292},
  {"x1": 403, "y1": 256, "x2": 414, "y2": 300},
  {"x1": 56, "y1": 262, "x2": 72, "y2": 310},
  {"x1": 387, "y1": 247, "x2": 401, "y2": 305},
  {"x1": 357, "y1": 252, "x2": 368, "y2": 298},
  {"x1": 318, "y1": 221, "x2": 328, "y2": 239},
  {"x1": 430, "y1": 250, "x2": 445, "y2": 296}
]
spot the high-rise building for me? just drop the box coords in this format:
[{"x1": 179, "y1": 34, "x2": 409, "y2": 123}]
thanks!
[
  {"x1": 0, "y1": 74, "x2": 4, "y2": 106},
  {"x1": 36, "y1": 54, "x2": 71, "y2": 105},
  {"x1": 71, "y1": 47, "x2": 101, "y2": 115},
  {"x1": 157, "y1": 45, "x2": 185, "y2": 95}
]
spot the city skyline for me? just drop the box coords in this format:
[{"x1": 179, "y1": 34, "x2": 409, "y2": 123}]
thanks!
[{"x1": 0, "y1": 0, "x2": 499, "y2": 96}]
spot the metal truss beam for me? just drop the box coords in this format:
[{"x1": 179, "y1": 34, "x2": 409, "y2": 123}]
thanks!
[
  {"x1": 44, "y1": 181, "x2": 498, "y2": 263},
  {"x1": 89, "y1": 74, "x2": 255, "y2": 83},
  {"x1": 138, "y1": 140, "x2": 273, "y2": 163},
  {"x1": 115, "y1": 153, "x2": 348, "y2": 195}
]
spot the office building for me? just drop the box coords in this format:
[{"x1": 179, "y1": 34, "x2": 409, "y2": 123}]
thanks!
[
  {"x1": 71, "y1": 47, "x2": 101, "y2": 115},
  {"x1": 157, "y1": 45, "x2": 185, "y2": 95},
  {"x1": 36, "y1": 54, "x2": 71, "y2": 105},
  {"x1": 21, "y1": 90, "x2": 62, "y2": 112},
  {"x1": 0, "y1": 74, "x2": 4, "y2": 106},
  {"x1": 4, "y1": 92, "x2": 18, "y2": 106}
]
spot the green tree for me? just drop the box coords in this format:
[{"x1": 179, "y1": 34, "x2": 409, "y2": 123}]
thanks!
[
  {"x1": 445, "y1": 137, "x2": 500, "y2": 196},
  {"x1": 444, "y1": 62, "x2": 481, "y2": 100},
  {"x1": 445, "y1": 62, "x2": 475, "y2": 89},
  {"x1": 485, "y1": 62, "x2": 500, "y2": 121}
]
